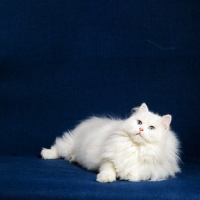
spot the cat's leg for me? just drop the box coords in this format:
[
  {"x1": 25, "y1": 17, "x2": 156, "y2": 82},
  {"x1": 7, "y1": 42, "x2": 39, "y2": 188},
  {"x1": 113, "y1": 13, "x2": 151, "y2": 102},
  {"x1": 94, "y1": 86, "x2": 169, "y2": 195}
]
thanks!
[
  {"x1": 96, "y1": 161, "x2": 117, "y2": 183},
  {"x1": 41, "y1": 145, "x2": 58, "y2": 159}
]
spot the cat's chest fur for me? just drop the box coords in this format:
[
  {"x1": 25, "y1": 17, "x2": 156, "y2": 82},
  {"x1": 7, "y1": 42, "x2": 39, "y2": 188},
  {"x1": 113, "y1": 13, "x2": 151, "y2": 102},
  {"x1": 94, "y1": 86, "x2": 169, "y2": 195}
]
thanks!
[{"x1": 102, "y1": 131, "x2": 161, "y2": 180}]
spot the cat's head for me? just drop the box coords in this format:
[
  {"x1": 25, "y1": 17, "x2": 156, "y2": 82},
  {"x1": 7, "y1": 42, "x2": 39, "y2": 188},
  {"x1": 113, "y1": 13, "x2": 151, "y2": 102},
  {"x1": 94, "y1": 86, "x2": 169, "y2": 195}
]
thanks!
[{"x1": 123, "y1": 103, "x2": 172, "y2": 144}]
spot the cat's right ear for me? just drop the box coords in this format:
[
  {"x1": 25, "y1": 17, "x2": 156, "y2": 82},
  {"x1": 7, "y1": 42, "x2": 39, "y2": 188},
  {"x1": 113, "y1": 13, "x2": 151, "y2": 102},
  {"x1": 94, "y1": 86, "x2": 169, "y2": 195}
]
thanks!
[
  {"x1": 162, "y1": 115, "x2": 172, "y2": 129},
  {"x1": 139, "y1": 103, "x2": 149, "y2": 113}
]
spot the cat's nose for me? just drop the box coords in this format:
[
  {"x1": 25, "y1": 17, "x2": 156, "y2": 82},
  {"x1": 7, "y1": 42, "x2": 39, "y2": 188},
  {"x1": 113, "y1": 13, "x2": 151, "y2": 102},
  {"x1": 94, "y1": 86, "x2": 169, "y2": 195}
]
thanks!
[{"x1": 139, "y1": 127, "x2": 144, "y2": 132}]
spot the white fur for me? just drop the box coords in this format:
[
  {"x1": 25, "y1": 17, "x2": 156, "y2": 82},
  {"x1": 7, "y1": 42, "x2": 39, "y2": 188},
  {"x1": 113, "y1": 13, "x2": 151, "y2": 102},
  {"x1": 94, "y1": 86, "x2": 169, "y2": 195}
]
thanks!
[{"x1": 41, "y1": 103, "x2": 180, "y2": 183}]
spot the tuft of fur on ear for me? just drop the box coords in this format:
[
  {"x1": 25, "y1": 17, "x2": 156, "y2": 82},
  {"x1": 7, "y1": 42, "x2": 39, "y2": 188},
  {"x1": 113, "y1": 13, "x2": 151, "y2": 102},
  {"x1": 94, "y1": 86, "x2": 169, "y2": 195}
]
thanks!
[
  {"x1": 162, "y1": 115, "x2": 172, "y2": 129},
  {"x1": 139, "y1": 103, "x2": 149, "y2": 113}
]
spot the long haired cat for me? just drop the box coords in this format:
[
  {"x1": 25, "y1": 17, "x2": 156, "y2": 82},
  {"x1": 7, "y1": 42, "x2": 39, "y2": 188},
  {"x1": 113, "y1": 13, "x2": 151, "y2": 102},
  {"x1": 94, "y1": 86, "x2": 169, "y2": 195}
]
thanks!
[{"x1": 41, "y1": 103, "x2": 180, "y2": 182}]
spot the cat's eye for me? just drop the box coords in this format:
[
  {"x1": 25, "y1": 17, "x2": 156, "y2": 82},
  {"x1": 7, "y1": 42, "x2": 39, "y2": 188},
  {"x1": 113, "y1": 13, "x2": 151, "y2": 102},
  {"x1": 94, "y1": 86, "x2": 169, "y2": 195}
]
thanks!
[
  {"x1": 137, "y1": 120, "x2": 142, "y2": 125},
  {"x1": 149, "y1": 126, "x2": 155, "y2": 130}
]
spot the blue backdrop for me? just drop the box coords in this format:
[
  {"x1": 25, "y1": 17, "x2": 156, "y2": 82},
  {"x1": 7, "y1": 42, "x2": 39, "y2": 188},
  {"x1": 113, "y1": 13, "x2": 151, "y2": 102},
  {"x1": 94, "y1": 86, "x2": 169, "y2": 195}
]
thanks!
[{"x1": 0, "y1": 0, "x2": 200, "y2": 159}]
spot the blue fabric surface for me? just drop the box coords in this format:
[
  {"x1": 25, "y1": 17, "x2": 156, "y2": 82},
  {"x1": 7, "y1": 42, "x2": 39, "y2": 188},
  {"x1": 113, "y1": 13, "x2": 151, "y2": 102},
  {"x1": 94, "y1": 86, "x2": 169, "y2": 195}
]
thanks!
[
  {"x1": 0, "y1": 0, "x2": 200, "y2": 199},
  {"x1": 0, "y1": 156, "x2": 199, "y2": 200}
]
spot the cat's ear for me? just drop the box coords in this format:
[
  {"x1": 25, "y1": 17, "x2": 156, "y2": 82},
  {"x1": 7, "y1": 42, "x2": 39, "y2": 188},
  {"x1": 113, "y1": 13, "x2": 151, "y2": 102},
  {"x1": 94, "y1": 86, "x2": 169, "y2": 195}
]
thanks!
[
  {"x1": 162, "y1": 115, "x2": 172, "y2": 129},
  {"x1": 139, "y1": 103, "x2": 149, "y2": 113}
]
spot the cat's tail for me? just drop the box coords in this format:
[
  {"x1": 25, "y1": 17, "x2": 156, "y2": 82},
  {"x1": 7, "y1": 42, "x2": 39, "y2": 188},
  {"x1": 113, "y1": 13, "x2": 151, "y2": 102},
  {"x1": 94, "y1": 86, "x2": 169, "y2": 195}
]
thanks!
[{"x1": 41, "y1": 131, "x2": 75, "y2": 161}]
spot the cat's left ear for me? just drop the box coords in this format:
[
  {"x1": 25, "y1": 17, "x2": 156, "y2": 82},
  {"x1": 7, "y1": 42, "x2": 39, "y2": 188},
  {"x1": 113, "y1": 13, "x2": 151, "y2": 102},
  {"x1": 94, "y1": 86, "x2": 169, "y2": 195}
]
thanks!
[
  {"x1": 162, "y1": 115, "x2": 172, "y2": 129},
  {"x1": 139, "y1": 103, "x2": 149, "y2": 113}
]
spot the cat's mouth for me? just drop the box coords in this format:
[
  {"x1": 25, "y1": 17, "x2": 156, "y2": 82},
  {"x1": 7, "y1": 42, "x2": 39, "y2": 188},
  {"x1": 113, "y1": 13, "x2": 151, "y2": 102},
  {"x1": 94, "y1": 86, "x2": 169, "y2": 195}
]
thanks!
[{"x1": 135, "y1": 132, "x2": 145, "y2": 140}]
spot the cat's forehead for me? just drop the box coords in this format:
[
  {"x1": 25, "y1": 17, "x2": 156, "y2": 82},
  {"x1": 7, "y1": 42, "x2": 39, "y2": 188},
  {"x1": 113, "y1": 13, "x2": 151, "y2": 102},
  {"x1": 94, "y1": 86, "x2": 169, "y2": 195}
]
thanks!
[{"x1": 135, "y1": 111, "x2": 161, "y2": 123}]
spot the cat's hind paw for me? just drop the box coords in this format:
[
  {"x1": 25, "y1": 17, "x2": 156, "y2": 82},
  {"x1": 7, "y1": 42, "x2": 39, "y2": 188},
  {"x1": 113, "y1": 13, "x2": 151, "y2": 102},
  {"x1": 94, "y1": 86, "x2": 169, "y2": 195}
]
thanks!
[
  {"x1": 96, "y1": 172, "x2": 116, "y2": 183},
  {"x1": 125, "y1": 173, "x2": 141, "y2": 182},
  {"x1": 41, "y1": 147, "x2": 58, "y2": 159}
]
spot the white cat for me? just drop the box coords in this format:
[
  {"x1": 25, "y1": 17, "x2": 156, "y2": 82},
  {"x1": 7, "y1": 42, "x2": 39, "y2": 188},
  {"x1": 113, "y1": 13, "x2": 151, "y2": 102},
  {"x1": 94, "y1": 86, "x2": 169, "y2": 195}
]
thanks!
[{"x1": 41, "y1": 103, "x2": 180, "y2": 182}]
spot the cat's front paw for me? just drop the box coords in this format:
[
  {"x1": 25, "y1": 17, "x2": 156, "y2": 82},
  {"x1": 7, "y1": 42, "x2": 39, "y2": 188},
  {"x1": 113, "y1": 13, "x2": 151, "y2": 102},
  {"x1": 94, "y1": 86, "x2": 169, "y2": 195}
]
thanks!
[{"x1": 96, "y1": 172, "x2": 116, "y2": 183}]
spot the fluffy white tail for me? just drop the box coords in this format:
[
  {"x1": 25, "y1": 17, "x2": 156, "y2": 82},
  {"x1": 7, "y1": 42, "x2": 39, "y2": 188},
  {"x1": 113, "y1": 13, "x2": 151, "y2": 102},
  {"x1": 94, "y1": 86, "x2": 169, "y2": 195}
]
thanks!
[{"x1": 41, "y1": 132, "x2": 75, "y2": 161}]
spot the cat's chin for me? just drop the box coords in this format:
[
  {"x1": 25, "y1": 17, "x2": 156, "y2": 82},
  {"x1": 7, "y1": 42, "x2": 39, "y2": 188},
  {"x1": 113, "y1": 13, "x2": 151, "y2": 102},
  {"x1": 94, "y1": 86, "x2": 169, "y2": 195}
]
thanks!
[{"x1": 132, "y1": 134, "x2": 146, "y2": 144}]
